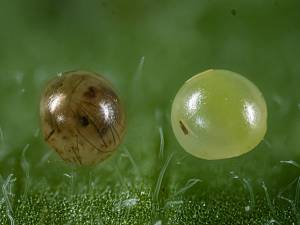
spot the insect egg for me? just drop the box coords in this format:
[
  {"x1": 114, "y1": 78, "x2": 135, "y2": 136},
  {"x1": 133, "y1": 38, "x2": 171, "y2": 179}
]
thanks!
[
  {"x1": 171, "y1": 69, "x2": 267, "y2": 160},
  {"x1": 40, "y1": 70, "x2": 125, "y2": 165}
]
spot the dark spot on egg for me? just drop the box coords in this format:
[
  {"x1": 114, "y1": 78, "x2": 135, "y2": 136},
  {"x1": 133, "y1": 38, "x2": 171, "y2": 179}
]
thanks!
[
  {"x1": 84, "y1": 86, "x2": 97, "y2": 98},
  {"x1": 79, "y1": 116, "x2": 89, "y2": 127},
  {"x1": 179, "y1": 120, "x2": 189, "y2": 135}
]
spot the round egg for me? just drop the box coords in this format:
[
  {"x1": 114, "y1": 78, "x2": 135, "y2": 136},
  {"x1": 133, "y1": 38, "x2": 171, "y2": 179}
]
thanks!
[
  {"x1": 171, "y1": 69, "x2": 267, "y2": 160},
  {"x1": 40, "y1": 70, "x2": 125, "y2": 165}
]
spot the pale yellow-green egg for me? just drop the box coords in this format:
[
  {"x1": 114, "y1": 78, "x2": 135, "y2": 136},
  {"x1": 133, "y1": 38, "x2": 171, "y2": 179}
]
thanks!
[{"x1": 171, "y1": 69, "x2": 267, "y2": 160}]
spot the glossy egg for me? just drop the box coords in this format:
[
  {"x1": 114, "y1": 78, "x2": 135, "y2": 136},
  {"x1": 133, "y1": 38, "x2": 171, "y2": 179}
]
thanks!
[
  {"x1": 171, "y1": 69, "x2": 267, "y2": 160},
  {"x1": 40, "y1": 70, "x2": 125, "y2": 165}
]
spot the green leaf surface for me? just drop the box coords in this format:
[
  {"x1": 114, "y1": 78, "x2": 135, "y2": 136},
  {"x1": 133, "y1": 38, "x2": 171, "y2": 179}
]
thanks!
[{"x1": 0, "y1": 0, "x2": 300, "y2": 224}]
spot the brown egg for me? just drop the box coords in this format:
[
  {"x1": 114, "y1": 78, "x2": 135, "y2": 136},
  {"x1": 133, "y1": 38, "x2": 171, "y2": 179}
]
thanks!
[{"x1": 40, "y1": 70, "x2": 125, "y2": 165}]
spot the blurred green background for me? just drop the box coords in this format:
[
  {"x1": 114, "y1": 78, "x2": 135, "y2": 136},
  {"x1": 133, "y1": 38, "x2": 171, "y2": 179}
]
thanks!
[{"x1": 0, "y1": 0, "x2": 300, "y2": 224}]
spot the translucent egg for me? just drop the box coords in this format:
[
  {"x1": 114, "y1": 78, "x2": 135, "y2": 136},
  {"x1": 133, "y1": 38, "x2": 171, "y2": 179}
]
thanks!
[
  {"x1": 40, "y1": 70, "x2": 125, "y2": 165},
  {"x1": 171, "y1": 69, "x2": 267, "y2": 160}
]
